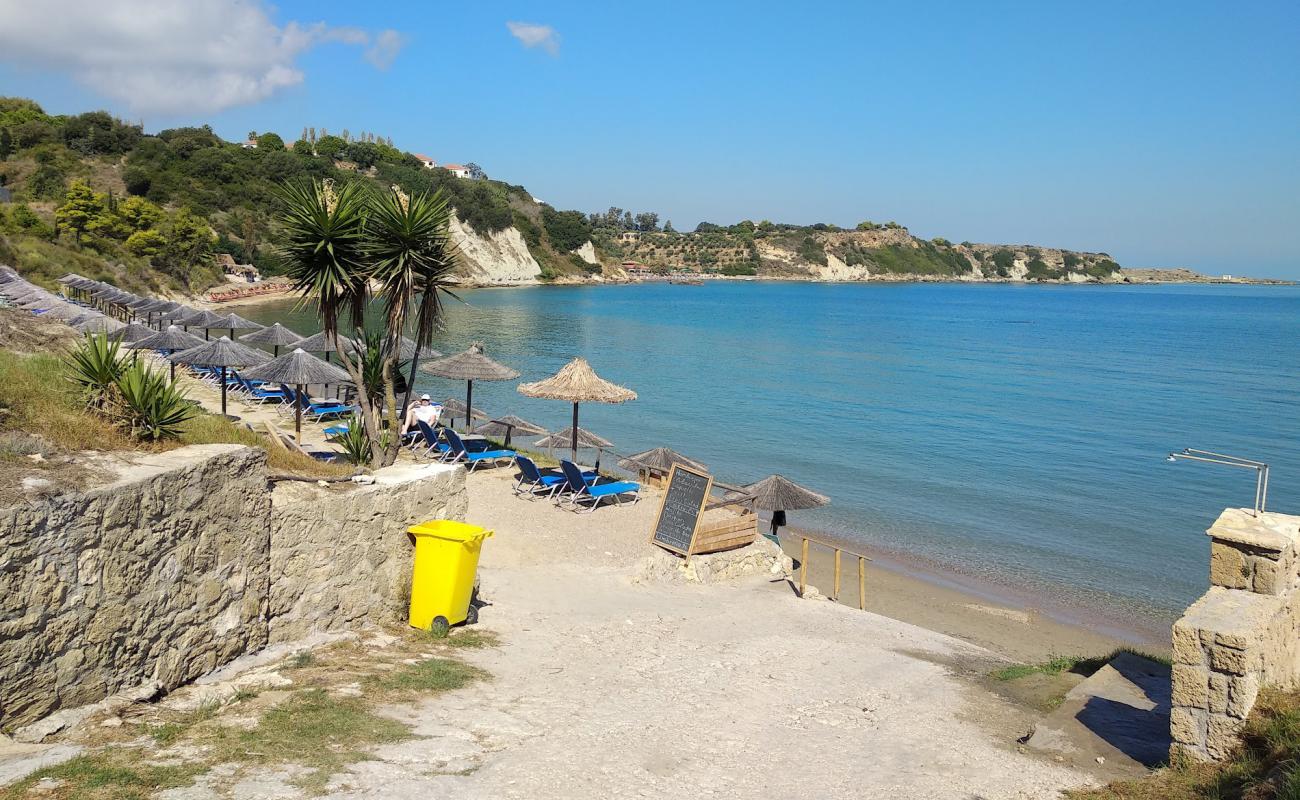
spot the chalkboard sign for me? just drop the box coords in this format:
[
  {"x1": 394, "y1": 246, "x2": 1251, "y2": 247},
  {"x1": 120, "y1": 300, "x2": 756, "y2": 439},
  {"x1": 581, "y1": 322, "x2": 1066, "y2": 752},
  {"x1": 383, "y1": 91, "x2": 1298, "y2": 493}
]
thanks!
[{"x1": 649, "y1": 465, "x2": 714, "y2": 555}]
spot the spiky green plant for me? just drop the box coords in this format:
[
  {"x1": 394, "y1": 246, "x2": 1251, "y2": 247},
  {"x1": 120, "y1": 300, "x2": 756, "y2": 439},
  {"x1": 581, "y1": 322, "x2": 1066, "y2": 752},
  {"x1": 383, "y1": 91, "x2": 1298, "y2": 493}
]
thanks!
[
  {"x1": 334, "y1": 414, "x2": 372, "y2": 466},
  {"x1": 113, "y1": 361, "x2": 197, "y2": 441},
  {"x1": 66, "y1": 333, "x2": 126, "y2": 410}
]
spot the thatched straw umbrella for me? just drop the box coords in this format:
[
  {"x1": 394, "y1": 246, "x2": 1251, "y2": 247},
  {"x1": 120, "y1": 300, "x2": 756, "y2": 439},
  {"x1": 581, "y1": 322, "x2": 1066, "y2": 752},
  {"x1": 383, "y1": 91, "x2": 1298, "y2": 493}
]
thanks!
[
  {"x1": 241, "y1": 348, "x2": 351, "y2": 439},
  {"x1": 239, "y1": 322, "x2": 302, "y2": 356},
  {"x1": 168, "y1": 336, "x2": 271, "y2": 417},
  {"x1": 176, "y1": 309, "x2": 225, "y2": 338},
  {"x1": 110, "y1": 322, "x2": 158, "y2": 361},
  {"x1": 534, "y1": 426, "x2": 615, "y2": 469},
  {"x1": 292, "y1": 330, "x2": 344, "y2": 362},
  {"x1": 517, "y1": 357, "x2": 637, "y2": 463},
  {"x1": 128, "y1": 325, "x2": 205, "y2": 380},
  {"x1": 75, "y1": 316, "x2": 126, "y2": 334},
  {"x1": 474, "y1": 414, "x2": 546, "y2": 447},
  {"x1": 738, "y1": 474, "x2": 830, "y2": 536},
  {"x1": 439, "y1": 398, "x2": 491, "y2": 430},
  {"x1": 420, "y1": 344, "x2": 519, "y2": 432},
  {"x1": 207, "y1": 312, "x2": 263, "y2": 341},
  {"x1": 617, "y1": 447, "x2": 708, "y2": 484}
]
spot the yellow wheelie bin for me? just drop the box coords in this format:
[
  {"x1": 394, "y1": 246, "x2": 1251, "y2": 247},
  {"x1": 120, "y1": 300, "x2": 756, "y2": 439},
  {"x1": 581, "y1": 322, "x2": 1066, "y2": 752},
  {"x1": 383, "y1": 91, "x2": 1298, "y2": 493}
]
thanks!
[{"x1": 407, "y1": 520, "x2": 493, "y2": 635}]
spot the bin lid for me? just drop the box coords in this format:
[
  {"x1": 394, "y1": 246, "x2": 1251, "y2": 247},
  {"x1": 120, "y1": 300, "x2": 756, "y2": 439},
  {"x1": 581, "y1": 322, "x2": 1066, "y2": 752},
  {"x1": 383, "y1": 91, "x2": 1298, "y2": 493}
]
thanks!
[{"x1": 408, "y1": 519, "x2": 494, "y2": 542}]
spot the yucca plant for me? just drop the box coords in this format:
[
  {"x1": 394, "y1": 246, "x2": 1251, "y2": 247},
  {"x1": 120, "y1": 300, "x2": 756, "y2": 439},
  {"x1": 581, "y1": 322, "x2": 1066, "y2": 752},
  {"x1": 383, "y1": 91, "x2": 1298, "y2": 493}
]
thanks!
[
  {"x1": 67, "y1": 333, "x2": 126, "y2": 410},
  {"x1": 113, "y1": 361, "x2": 197, "y2": 441},
  {"x1": 333, "y1": 413, "x2": 393, "y2": 466},
  {"x1": 276, "y1": 178, "x2": 458, "y2": 467}
]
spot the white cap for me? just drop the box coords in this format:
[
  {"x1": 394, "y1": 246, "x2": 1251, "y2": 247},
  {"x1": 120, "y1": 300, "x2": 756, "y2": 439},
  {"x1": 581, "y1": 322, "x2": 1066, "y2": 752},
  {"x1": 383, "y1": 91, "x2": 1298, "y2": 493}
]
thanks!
[{"x1": 420, "y1": 394, "x2": 431, "y2": 400}]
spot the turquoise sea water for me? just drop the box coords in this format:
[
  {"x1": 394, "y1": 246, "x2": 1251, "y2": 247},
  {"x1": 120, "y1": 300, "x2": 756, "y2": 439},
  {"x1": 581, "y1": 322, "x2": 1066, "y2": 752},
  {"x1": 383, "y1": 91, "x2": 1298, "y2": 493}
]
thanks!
[{"x1": 240, "y1": 282, "x2": 1300, "y2": 638}]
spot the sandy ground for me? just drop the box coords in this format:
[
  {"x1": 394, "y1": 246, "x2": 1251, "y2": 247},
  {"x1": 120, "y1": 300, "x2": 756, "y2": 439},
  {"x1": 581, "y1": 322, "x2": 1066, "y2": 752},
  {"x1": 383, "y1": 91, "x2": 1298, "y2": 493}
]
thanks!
[{"x1": 305, "y1": 470, "x2": 1099, "y2": 799}]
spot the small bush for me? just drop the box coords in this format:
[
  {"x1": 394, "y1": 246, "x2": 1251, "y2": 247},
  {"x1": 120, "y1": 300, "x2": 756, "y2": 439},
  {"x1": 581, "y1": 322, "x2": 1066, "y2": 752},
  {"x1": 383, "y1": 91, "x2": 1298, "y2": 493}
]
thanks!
[
  {"x1": 113, "y1": 360, "x2": 197, "y2": 441},
  {"x1": 66, "y1": 333, "x2": 126, "y2": 410}
]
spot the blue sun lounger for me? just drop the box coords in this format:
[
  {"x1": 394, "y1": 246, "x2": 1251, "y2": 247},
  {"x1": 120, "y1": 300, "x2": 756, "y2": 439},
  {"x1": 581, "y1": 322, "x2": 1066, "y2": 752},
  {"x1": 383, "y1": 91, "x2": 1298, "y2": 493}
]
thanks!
[
  {"x1": 557, "y1": 459, "x2": 640, "y2": 512},
  {"x1": 443, "y1": 428, "x2": 516, "y2": 472},
  {"x1": 514, "y1": 455, "x2": 597, "y2": 499}
]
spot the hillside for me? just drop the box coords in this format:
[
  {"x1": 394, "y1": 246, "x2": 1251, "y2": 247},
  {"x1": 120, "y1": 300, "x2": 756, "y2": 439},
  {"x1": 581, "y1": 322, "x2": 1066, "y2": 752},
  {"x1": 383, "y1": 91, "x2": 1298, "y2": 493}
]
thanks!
[{"x1": 0, "y1": 96, "x2": 1131, "y2": 294}]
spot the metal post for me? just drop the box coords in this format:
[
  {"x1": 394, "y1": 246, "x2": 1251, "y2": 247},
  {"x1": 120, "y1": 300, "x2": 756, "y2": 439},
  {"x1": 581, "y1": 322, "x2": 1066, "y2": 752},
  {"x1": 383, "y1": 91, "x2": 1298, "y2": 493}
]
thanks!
[
  {"x1": 800, "y1": 537, "x2": 808, "y2": 597},
  {"x1": 465, "y1": 379, "x2": 474, "y2": 433},
  {"x1": 571, "y1": 401, "x2": 580, "y2": 464}
]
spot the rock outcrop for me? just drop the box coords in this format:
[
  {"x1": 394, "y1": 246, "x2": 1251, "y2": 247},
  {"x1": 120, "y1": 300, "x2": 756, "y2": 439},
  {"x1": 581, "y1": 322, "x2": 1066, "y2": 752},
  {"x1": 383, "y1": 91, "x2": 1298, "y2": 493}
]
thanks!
[{"x1": 449, "y1": 215, "x2": 542, "y2": 285}]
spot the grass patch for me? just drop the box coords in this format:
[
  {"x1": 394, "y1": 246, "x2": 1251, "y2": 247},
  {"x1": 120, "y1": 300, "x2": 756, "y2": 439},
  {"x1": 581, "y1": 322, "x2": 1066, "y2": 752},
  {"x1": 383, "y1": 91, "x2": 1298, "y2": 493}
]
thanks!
[
  {"x1": 0, "y1": 750, "x2": 203, "y2": 800},
  {"x1": 991, "y1": 648, "x2": 1171, "y2": 682},
  {"x1": 366, "y1": 657, "x2": 486, "y2": 697},
  {"x1": 201, "y1": 688, "x2": 409, "y2": 791},
  {"x1": 441, "y1": 628, "x2": 500, "y2": 650},
  {"x1": 145, "y1": 701, "x2": 219, "y2": 746},
  {"x1": 178, "y1": 412, "x2": 353, "y2": 479},
  {"x1": 1069, "y1": 690, "x2": 1300, "y2": 799},
  {"x1": 285, "y1": 651, "x2": 317, "y2": 670}
]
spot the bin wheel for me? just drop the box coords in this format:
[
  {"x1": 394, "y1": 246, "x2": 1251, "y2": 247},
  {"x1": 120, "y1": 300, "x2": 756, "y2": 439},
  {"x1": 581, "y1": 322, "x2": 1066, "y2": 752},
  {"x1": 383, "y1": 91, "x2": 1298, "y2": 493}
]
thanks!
[
  {"x1": 430, "y1": 616, "x2": 450, "y2": 639},
  {"x1": 465, "y1": 605, "x2": 479, "y2": 625}
]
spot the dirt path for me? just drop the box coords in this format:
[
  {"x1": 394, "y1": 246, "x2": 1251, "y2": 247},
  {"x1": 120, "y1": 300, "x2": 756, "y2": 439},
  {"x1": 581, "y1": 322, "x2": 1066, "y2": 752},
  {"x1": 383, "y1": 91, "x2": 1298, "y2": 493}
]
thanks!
[{"x1": 318, "y1": 472, "x2": 1095, "y2": 799}]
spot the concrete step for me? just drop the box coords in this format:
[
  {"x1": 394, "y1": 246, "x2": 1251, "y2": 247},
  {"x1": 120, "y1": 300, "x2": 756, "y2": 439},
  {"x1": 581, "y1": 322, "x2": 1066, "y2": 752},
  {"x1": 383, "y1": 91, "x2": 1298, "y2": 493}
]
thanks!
[{"x1": 1025, "y1": 651, "x2": 1171, "y2": 777}]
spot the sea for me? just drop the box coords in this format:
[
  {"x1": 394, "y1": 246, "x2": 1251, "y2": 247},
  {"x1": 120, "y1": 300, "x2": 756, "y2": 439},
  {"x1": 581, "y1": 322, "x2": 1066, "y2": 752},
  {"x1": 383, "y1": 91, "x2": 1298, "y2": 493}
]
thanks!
[{"x1": 239, "y1": 281, "x2": 1300, "y2": 641}]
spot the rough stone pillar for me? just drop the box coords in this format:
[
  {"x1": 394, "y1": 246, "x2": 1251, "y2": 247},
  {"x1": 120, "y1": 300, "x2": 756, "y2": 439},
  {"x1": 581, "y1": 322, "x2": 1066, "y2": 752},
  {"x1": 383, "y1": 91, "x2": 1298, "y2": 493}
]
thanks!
[{"x1": 1171, "y1": 509, "x2": 1300, "y2": 761}]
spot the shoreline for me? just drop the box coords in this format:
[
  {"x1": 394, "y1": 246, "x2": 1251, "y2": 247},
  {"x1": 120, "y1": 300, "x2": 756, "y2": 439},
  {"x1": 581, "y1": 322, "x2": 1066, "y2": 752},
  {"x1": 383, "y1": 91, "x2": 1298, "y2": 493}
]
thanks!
[
  {"x1": 206, "y1": 273, "x2": 1295, "y2": 306},
  {"x1": 776, "y1": 525, "x2": 1170, "y2": 661}
]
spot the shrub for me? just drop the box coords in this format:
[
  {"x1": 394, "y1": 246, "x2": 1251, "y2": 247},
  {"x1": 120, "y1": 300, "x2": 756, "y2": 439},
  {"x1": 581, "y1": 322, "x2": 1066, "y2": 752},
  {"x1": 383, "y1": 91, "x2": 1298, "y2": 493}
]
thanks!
[
  {"x1": 112, "y1": 360, "x2": 197, "y2": 441},
  {"x1": 66, "y1": 334, "x2": 126, "y2": 410}
]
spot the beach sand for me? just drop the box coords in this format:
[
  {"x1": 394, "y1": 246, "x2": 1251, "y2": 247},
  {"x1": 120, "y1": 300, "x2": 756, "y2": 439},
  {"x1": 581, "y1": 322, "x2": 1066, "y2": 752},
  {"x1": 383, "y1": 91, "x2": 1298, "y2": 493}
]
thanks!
[{"x1": 317, "y1": 469, "x2": 1098, "y2": 798}]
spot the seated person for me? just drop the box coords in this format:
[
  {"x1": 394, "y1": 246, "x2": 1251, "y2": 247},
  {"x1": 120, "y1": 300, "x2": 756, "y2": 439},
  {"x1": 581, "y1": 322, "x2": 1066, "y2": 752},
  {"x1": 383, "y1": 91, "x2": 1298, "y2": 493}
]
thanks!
[{"x1": 400, "y1": 394, "x2": 442, "y2": 439}]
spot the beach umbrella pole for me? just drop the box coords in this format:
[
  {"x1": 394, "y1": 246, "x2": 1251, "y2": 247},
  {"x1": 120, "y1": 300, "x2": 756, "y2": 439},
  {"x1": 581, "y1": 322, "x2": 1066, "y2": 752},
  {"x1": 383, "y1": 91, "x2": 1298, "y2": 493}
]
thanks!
[
  {"x1": 220, "y1": 366, "x2": 228, "y2": 416},
  {"x1": 465, "y1": 379, "x2": 474, "y2": 433},
  {"x1": 295, "y1": 383, "x2": 303, "y2": 439},
  {"x1": 571, "y1": 402, "x2": 579, "y2": 464}
]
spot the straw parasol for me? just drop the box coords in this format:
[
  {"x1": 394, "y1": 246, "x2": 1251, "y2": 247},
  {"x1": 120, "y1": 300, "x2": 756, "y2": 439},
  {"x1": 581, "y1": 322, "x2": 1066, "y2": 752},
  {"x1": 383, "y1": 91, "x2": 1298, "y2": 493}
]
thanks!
[
  {"x1": 737, "y1": 474, "x2": 830, "y2": 536},
  {"x1": 110, "y1": 322, "x2": 158, "y2": 361},
  {"x1": 128, "y1": 325, "x2": 205, "y2": 380},
  {"x1": 438, "y1": 398, "x2": 491, "y2": 429},
  {"x1": 75, "y1": 316, "x2": 126, "y2": 334},
  {"x1": 207, "y1": 312, "x2": 263, "y2": 340},
  {"x1": 239, "y1": 322, "x2": 302, "y2": 356},
  {"x1": 420, "y1": 343, "x2": 519, "y2": 432},
  {"x1": 473, "y1": 414, "x2": 546, "y2": 447},
  {"x1": 534, "y1": 426, "x2": 615, "y2": 470},
  {"x1": 241, "y1": 348, "x2": 351, "y2": 439},
  {"x1": 168, "y1": 336, "x2": 271, "y2": 416},
  {"x1": 292, "y1": 330, "x2": 343, "y2": 360},
  {"x1": 517, "y1": 357, "x2": 637, "y2": 462},
  {"x1": 617, "y1": 447, "x2": 708, "y2": 477},
  {"x1": 176, "y1": 309, "x2": 226, "y2": 338}
]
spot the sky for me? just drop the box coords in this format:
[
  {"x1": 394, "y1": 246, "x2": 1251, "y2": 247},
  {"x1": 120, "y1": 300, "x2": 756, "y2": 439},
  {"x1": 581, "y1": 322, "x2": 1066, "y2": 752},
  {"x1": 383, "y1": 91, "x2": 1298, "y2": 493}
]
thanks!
[{"x1": 0, "y1": 1, "x2": 1297, "y2": 276}]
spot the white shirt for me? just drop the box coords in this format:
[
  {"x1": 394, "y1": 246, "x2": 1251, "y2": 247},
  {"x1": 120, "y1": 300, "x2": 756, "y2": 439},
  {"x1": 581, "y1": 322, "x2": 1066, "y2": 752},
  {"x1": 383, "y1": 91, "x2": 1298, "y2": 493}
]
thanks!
[{"x1": 411, "y1": 404, "x2": 441, "y2": 425}]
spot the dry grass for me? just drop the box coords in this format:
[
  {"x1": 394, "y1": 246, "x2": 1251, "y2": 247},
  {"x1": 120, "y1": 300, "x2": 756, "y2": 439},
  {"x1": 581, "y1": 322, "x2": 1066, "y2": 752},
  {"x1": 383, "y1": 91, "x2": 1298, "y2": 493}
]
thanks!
[
  {"x1": 178, "y1": 412, "x2": 353, "y2": 478},
  {"x1": 1070, "y1": 690, "x2": 1300, "y2": 800},
  {"x1": 0, "y1": 750, "x2": 202, "y2": 800}
]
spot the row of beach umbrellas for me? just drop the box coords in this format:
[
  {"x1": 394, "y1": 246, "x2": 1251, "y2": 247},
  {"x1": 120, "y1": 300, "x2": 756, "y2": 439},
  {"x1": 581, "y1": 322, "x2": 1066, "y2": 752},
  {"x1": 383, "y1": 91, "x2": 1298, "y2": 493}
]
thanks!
[{"x1": 40, "y1": 272, "x2": 832, "y2": 517}]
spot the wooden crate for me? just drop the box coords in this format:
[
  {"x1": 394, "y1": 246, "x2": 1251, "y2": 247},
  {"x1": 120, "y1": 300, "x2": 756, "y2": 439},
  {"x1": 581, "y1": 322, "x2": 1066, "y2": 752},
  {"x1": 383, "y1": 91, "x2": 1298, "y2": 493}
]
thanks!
[{"x1": 690, "y1": 510, "x2": 757, "y2": 555}]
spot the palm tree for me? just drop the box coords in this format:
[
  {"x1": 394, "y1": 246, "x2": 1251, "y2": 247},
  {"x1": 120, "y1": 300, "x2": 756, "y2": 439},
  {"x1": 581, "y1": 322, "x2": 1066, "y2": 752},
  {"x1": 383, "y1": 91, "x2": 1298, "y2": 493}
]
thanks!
[{"x1": 276, "y1": 178, "x2": 458, "y2": 467}]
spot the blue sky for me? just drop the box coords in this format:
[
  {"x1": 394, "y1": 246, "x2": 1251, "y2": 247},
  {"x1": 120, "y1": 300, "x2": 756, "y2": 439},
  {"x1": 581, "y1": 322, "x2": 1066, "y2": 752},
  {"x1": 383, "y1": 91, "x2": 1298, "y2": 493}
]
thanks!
[{"x1": 1, "y1": 1, "x2": 1297, "y2": 276}]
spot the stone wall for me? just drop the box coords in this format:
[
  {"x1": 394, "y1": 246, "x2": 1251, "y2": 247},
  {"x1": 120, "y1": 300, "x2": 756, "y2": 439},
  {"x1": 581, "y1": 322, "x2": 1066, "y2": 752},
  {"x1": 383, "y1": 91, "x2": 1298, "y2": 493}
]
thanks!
[
  {"x1": 1171, "y1": 508, "x2": 1300, "y2": 760},
  {"x1": 0, "y1": 446, "x2": 467, "y2": 732},
  {"x1": 268, "y1": 462, "x2": 466, "y2": 642},
  {"x1": 0, "y1": 445, "x2": 271, "y2": 729}
]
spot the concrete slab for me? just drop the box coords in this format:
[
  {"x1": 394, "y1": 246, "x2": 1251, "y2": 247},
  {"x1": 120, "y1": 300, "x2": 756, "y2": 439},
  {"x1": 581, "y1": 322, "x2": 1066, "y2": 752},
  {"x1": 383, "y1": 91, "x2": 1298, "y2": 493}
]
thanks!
[{"x1": 1026, "y1": 652, "x2": 1171, "y2": 777}]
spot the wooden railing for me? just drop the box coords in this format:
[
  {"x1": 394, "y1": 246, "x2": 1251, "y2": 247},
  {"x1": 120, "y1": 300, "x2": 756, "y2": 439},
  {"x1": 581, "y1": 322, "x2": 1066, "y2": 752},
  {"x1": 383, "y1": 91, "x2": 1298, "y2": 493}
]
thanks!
[{"x1": 797, "y1": 533, "x2": 874, "y2": 610}]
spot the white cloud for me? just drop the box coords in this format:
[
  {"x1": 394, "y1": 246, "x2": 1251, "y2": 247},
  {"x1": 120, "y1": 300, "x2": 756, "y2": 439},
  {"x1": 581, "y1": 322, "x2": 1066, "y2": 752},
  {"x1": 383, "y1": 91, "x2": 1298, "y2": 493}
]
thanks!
[
  {"x1": 0, "y1": 1, "x2": 407, "y2": 114},
  {"x1": 506, "y1": 21, "x2": 559, "y2": 56}
]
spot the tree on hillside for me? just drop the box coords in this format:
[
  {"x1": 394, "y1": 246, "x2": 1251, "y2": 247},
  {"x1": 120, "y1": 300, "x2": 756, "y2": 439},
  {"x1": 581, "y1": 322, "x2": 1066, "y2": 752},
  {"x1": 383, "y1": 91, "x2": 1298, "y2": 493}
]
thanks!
[
  {"x1": 315, "y1": 135, "x2": 346, "y2": 160},
  {"x1": 55, "y1": 180, "x2": 104, "y2": 246},
  {"x1": 663, "y1": 220, "x2": 674, "y2": 233},
  {"x1": 257, "y1": 132, "x2": 285, "y2": 151},
  {"x1": 342, "y1": 128, "x2": 351, "y2": 142},
  {"x1": 157, "y1": 208, "x2": 212, "y2": 283},
  {"x1": 634, "y1": 211, "x2": 659, "y2": 232},
  {"x1": 466, "y1": 162, "x2": 485, "y2": 180},
  {"x1": 277, "y1": 179, "x2": 460, "y2": 467},
  {"x1": 0, "y1": 127, "x2": 10, "y2": 160},
  {"x1": 300, "y1": 126, "x2": 308, "y2": 142},
  {"x1": 543, "y1": 208, "x2": 592, "y2": 252}
]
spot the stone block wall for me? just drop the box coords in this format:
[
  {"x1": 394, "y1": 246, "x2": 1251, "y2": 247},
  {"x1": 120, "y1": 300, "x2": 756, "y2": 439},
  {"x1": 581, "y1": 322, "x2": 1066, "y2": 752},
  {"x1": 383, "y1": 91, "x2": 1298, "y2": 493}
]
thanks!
[
  {"x1": 0, "y1": 446, "x2": 468, "y2": 732},
  {"x1": 0, "y1": 445, "x2": 271, "y2": 729},
  {"x1": 268, "y1": 463, "x2": 466, "y2": 642},
  {"x1": 1171, "y1": 508, "x2": 1300, "y2": 760}
]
